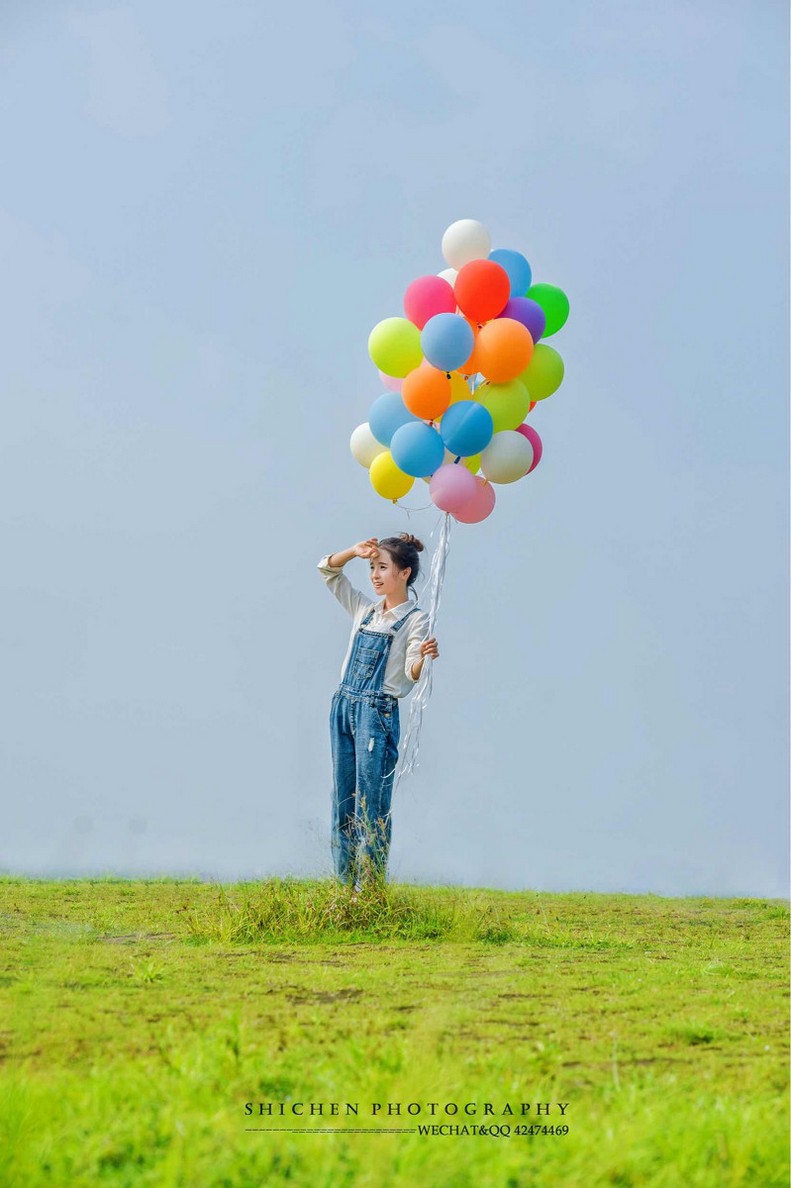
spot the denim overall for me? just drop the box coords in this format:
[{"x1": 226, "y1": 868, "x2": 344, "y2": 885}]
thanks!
[{"x1": 330, "y1": 601, "x2": 421, "y2": 886}]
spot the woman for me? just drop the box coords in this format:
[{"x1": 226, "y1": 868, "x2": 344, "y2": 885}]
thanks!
[{"x1": 317, "y1": 533, "x2": 439, "y2": 891}]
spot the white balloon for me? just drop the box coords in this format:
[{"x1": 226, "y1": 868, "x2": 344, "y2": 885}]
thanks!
[
  {"x1": 480, "y1": 430, "x2": 534, "y2": 483},
  {"x1": 437, "y1": 267, "x2": 458, "y2": 285},
  {"x1": 441, "y1": 219, "x2": 492, "y2": 270},
  {"x1": 350, "y1": 423, "x2": 386, "y2": 469}
]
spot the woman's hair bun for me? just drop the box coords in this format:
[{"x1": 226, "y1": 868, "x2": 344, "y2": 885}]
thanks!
[{"x1": 399, "y1": 532, "x2": 424, "y2": 553}]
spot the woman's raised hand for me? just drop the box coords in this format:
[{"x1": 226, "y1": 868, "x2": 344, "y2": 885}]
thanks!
[{"x1": 353, "y1": 538, "x2": 380, "y2": 560}]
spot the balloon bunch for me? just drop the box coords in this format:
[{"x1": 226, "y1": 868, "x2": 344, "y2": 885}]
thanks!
[{"x1": 349, "y1": 218, "x2": 569, "y2": 523}]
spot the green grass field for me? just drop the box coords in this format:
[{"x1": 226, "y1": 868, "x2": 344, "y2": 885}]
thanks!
[{"x1": 1, "y1": 876, "x2": 788, "y2": 1187}]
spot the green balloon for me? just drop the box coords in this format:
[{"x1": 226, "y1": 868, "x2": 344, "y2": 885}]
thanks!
[
  {"x1": 526, "y1": 283, "x2": 569, "y2": 337},
  {"x1": 368, "y1": 317, "x2": 423, "y2": 379},
  {"x1": 520, "y1": 344, "x2": 564, "y2": 401},
  {"x1": 477, "y1": 378, "x2": 530, "y2": 432}
]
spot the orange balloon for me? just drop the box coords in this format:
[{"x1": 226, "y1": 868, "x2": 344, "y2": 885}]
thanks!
[
  {"x1": 529, "y1": 400, "x2": 537, "y2": 412},
  {"x1": 401, "y1": 361, "x2": 451, "y2": 420},
  {"x1": 475, "y1": 318, "x2": 534, "y2": 383}
]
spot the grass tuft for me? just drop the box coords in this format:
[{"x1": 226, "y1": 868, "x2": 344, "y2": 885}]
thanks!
[{"x1": 183, "y1": 877, "x2": 462, "y2": 944}]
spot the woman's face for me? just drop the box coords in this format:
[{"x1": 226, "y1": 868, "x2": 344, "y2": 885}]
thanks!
[{"x1": 369, "y1": 548, "x2": 410, "y2": 599}]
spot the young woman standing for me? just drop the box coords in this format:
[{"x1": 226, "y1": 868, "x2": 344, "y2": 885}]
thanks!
[{"x1": 317, "y1": 533, "x2": 439, "y2": 891}]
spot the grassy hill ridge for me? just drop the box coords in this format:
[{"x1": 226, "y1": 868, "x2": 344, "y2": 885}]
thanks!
[{"x1": 1, "y1": 878, "x2": 788, "y2": 1186}]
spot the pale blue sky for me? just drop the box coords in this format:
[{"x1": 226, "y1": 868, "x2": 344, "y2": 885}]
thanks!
[{"x1": 1, "y1": 1, "x2": 787, "y2": 895}]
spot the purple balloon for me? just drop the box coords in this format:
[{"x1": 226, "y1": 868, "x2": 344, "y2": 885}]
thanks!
[{"x1": 499, "y1": 297, "x2": 545, "y2": 343}]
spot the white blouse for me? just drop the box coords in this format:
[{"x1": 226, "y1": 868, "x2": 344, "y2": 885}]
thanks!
[{"x1": 317, "y1": 555, "x2": 430, "y2": 698}]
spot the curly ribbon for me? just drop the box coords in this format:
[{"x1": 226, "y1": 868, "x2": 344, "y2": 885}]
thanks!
[
  {"x1": 383, "y1": 509, "x2": 453, "y2": 788},
  {"x1": 381, "y1": 374, "x2": 474, "y2": 790}
]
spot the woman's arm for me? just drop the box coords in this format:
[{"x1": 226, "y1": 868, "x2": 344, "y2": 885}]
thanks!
[
  {"x1": 327, "y1": 539, "x2": 379, "y2": 568},
  {"x1": 327, "y1": 547, "x2": 355, "y2": 568},
  {"x1": 405, "y1": 612, "x2": 439, "y2": 681},
  {"x1": 410, "y1": 637, "x2": 439, "y2": 681},
  {"x1": 317, "y1": 539, "x2": 381, "y2": 619}
]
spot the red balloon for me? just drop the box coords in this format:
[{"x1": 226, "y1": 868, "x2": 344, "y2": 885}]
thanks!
[{"x1": 454, "y1": 260, "x2": 511, "y2": 324}]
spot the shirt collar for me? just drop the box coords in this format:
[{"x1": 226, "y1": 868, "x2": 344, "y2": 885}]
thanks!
[{"x1": 375, "y1": 596, "x2": 413, "y2": 621}]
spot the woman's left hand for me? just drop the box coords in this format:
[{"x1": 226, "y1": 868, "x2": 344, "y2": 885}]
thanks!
[{"x1": 420, "y1": 637, "x2": 439, "y2": 660}]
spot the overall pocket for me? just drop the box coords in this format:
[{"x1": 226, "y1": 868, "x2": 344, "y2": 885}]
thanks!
[
  {"x1": 353, "y1": 655, "x2": 378, "y2": 680},
  {"x1": 375, "y1": 702, "x2": 399, "y2": 745}
]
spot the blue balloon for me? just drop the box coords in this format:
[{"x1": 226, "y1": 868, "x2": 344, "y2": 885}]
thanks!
[
  {"x1": 439, "y1": 400, "x2": 493, "y2": 457},
  {"x1": 488, "y1": 249, "x2": 532, "y2": 298},
  {"x1": 390, "y1": 421, "x2": 445, "y2": 478},
  {"x1": 421, "y1": 313, "x2": 474, "y2": 373},
  {"x1": 369, "y1": 392, "x2": 418, "y2": 446}
]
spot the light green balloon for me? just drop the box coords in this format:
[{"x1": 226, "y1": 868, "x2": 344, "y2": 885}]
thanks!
[
  {"x1": 368, "y1": 317, "x2": 423, "y2": 379},
  {"x1": 526, "y1": 283, "x2": 569, "y2": 337},
  {"x1": 520, "y1": 344, "x2": 564, "y2": 401},
  {"x1": 477, "y1": 378, "x2": 530, "y2": 432}
]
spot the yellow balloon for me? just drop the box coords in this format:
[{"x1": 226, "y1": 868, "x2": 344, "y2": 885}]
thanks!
[
  {"x1": 370, "y1": 450, "x2": 415, "y2": 500},
  {"x1": 368, "y1": 317, "x2": 423, "y2": 379},
  {"x1": 477, "y1": 378, "x2": 530, "y2": 432},
  {"x1": 449, "y1": 371, "x2": 472, "y2": 404}
]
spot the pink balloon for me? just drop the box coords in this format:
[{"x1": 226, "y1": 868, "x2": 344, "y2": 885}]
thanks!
[
  {"x1": 516, "y1": 423, "x2": 543, "y2": 473},
  {"x1": 377, "y1": 369, "x2": 402, "y2": 393},
  {"x1": 404, "y1": 276, "x2": 456, "y2": 330},
  {"x1": 429, "y1": 462, "x2": 479, "y2": 513},
  {"x1": 453, "y1": 477, "x2": 496, "y2": 523}
]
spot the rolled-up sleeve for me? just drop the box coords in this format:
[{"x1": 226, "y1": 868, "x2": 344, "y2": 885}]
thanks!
[
  {"x1": 404, "y1": 610, "x2": 430, "y2": 682},
  {"x1": 317, "y1": 554, "x2": 372, "y2": 620}
]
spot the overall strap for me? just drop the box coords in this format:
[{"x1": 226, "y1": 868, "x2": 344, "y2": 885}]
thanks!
[{"x1": 390, "y1": 604, "x2": 421, "y2": 634}]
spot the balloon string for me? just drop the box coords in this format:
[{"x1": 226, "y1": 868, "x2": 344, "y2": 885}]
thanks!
[{"x1": 382, "y1": 510, "x2": 452, "y2": 787}]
